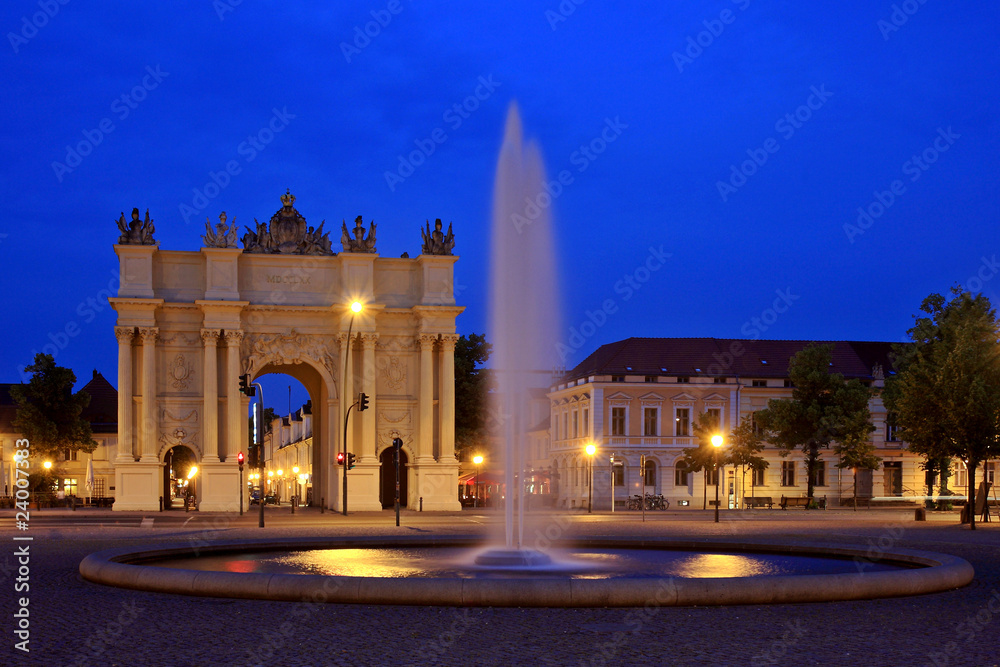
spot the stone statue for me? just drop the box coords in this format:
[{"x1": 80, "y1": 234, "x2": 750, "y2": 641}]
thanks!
[
  {"x1": 203, "y1": 212, "x2": 238, "y2": 248},
  {"x1": 341, "y1": 215, "x2": 377, "y2": 253},
  {"x1": 421, "y1": 218, "x2": 455, "y2": 255},
  {"x1": 241, "y1": 190, "x2": 334, "y2": 255},
  {"x1": 116, "y1": 208, "x2": 156, "y2": 245},
  {"x1": 872, "y1": 363, "x2": 884, "y2": 381}
]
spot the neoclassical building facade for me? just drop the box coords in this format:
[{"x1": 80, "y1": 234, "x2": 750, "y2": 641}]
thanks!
[
  {"x1": 110, "y1": 193, "x2": 463, "y2": 511},
  {"x1": 547, "y1": 338, "x2": 990, "y2": 510}
]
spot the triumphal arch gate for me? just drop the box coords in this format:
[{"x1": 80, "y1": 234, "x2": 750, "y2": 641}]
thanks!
[{"x1": 109, "y1": 192, "x2": 463, "y2": 511}]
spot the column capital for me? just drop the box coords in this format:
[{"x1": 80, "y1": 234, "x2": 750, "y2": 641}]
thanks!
[
  {"x1": 417, "y1": 333, "x2": 438, "y2": 349},
  {"x1": 360, "y1": 332, "x2": 380, "y2": 348},
  {"x1": 439, "y1": 333, "x2": 460, "y2": 349},
  {"x1": 137, "y1": 326, "x2": 159, "y2": 342},
  {"x1": 200, "y1": 328, "x2": 221, "y2": 344},
  {"x1": 223, "y1": 329, "x2": 243, "y2": 345},
  {"x1": 115, "y1": 326, "x2": 135, "y2": 343}
]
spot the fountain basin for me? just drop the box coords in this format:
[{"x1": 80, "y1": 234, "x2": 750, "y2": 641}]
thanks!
[{"x1": 80, "y1": 536, "x2": 973, "y2": 607}]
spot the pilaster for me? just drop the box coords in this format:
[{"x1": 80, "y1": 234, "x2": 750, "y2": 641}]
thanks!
[
  {"x1": 115, "y1": 327, "x2": 135, "y2": 463},
  {"x1": 438, "y1": 333, "x2": 459, "y2": 463},
  {"x1": 138, "y1": 326, "x2": 158, "y2": 462},
  {"x1": 360, "y1": 332, "x2": 379, "y2": 461},
  {"x1": 224, "y1": 330, "x2": 243, "y2": 462},
  {"x1": 201, "y1": 329, "x2": 221, "y2": 462},
  {"x1": 417, "y1": 333, "x2": 437, "y2": 463}
]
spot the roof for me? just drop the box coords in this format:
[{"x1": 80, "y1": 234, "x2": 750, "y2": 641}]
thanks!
[{"x1": 563, "y1": 338, "x2": 900, "y2": 382}]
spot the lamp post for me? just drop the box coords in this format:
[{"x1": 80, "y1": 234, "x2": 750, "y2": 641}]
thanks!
[
  {"x1": 292, "y1": 465, "x2": 300, "y2": 512},
  {"x1": 342, "y1": 300, "x2": 363, "y2": 516},
  {"x1": 711, "y1": 435, "x2": 723, "y2": 523},
  {"x1": 585, "y1": 443, "x2": 596, "y2": 513},
  {"x1": 473, "y1": 455, "x2": 484, "y2": 508}
]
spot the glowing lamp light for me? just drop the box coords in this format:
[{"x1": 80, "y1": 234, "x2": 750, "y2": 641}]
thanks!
[
  {"x1": 711, "y1": 435, "x2": 723, "y2": 448},
  {"x1": 473, "y1": 455, "x2": 483, "y2": 465},
  {"x1": 351, "y1": 301, "x2": 363, "y2": 313},
  {"x1": 187, "y1": 466, "x2": 198, "y2": 480},
  {"x1": 585, "y1": 443, "x2": 596, "y2": 456},
  {"x1": 43, "y1": 461, "x2": 52, "y2": 470}
]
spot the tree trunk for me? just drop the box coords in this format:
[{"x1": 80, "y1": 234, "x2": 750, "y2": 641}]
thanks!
[
  {"x1": 805, "y1": 444, "x2": 818, "y2": 507},
  {"x1": 741, "y1": 465, "x2": 747, "y2": 510},
  {"x1": 852, "y1": 467, "x2": 858, "y2": 512},
  {"x1": 968, "y1": 462, "x2": 977, "y2": 531},
  {"x1": 703, "y1": 469, "x2": 708, "y2": 510}
]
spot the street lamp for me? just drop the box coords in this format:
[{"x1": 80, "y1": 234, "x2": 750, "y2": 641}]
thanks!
[
  {"x1": 342, "y1": 300, "x2": 363, "y2": 515},
  {"x1": 473, "y1": 455, "x2": 484, "y2": 508},
  {"x1": 292, "y1": 465, "x2": 300, "y2": 504},
  {"x1": 585, "y1": 443, "x2": 596, "y2": 513},
  {"x1": 711, "y1": 435, "x2": 723, "y2": 523}
]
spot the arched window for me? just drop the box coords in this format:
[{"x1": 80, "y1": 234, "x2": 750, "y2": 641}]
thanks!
[
  {"x1": 674, "y1": 459, "x2": 689, "y2": 486},
  {"x1": 644, "y1": 460, "x2": 656, "y2": 487}
]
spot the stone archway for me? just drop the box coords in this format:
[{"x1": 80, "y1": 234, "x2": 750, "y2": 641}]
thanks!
[
  {"x1": 162, "y1": 445, "x2": 197, "y2": 509},
  {"x1": 110, "y1": 191, "x2": 463, "y2": 512}
]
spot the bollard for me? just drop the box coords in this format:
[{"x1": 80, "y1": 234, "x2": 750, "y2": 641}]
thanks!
[
  {"x1": 291, "y1": 497, "x2": 295, "y2": 514},
  {"x1": 915, "y1": 507, "x2": 926, "y2": 521},
  {"x1": 321, "y1": 497, "x2": 325, "y2": 514},
  {"x1": 159, "y1": 496, "x2": 163, "y2": 512},
  {"x1": 72, "y1": 496, "x2": 76, "y2": 511},
  {"x1": 420, "y1": 496, "x2": 423, "y2": 512}
]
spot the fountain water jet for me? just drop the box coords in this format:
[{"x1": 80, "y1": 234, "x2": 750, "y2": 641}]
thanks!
[{"x1": 476, "y1": 102, "x2": 560, "y2": 567}]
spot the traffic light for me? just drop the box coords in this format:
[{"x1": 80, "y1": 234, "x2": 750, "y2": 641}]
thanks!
[
  {"x1": 337, "y1": 452, "x2": 345, "y2": 466},
  {"x1": 358, "y1": 392, "x2": 369, "y2": 411},
  {"x1": 237, "y1": 451, "x2": 245, "y2": 472},
  {"x1": 347, "y1": 453, "x2": 357, "y2": 470},
  {"x1": 239, "y1": 374, "x2": 256, "y2": 396}
]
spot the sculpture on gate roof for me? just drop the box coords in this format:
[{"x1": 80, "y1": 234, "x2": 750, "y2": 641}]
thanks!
[
  {"x1": 116, "y1": 208, "x2": 157, "y2": 245},
  {"x1": 420, "y1": 218, "x2": 455, "y2": 255},
  {"x1": 203, "y1": 212, "x2": 239, "y2": 248},
  {"x1": 341, "y1": 215, "x2": 377, "y2": 253},
  {"x1": 241, "y1": 189, "x2": 334, "y2": 255}
]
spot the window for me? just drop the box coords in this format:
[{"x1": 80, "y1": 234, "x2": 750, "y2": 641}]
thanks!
[
  {"x1": 885, "y1": 413, "x2": 899, "y2": 442},
  {"x1": 645, "y1": 375, "x2": 657, "y2": 383},
  {"x1": 706, "y1": 408, "x2": 721, "y2": 432},
  {"x1": 61, "y1": 448, "x2": 78, "y2": 462},
  {"x1": 563, "y1": 413, "x2": 569, "y2": 440},
  {"x1": 676, "y1": 376, "x2": 689, "y2": 383},
  {"x1": 675, "y1": 408, "x2": 690, "y2": 437},
  {"x1": 985, "y1": 462, "x2": 996, "y2": 485},
  {"x1": 611, "y1": 408, "x2": 626, "y2": 436},
  {"x1": 611, "y1": 375, "x2": 625, "y2": 383},
  {"x1": 583, "y1": 408, "x2": 589, "y2": 436},
  {"x1": 643, "y1": 460, "x2": 656, "y2": 486},
  {"x1": 714, "y1": 377, "x2": 727, "y2": 384},
  {"x1": 612, "y1": 462, "x2": 624, "y2": 486},
  {"x1": 783, "y1": 379, "x2": 794, "y2": 388},
  {"x1": 62, "y1": 478, "x2": 78, "y2": 496},
  {"x1": 705, "y1": 466, "x2": 719, "y2": 486},
  {"x1": 643, "y1": 408, "x2": 658, "y2": 436},
  {"x1": 553, "y1": 417, "x2": 558, "y2": 441},
  {"x1": 811, "y1": 461, "x2": 827, "y2": 487},
  {"x1": 751, "y1": 412, "x2": 764, "y2": 437},
  {"x1": 752, "y1": 466, "x2": 765, "y2": 486},
  {"x1": 752, "y1": 380, "x2": 767, "y2": 388},
  {"x1": 674, "y1": 460, "x2": 689, "y2": 486},
  {"x1": 572, "y1": 411, "x2": 579, "y2": 438},
  {"x1": 781, "y1": 461, "x2": 796, "y2": 486}
]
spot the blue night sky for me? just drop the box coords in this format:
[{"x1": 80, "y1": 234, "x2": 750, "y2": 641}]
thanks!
[{"x1": 1, "y1": 1, "x2": 998, "y2": 412}]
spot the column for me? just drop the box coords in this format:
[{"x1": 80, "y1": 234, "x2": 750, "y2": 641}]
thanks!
[
  {"x1": 339, "y1": 333, "x2": 354, "y2": 454},
  {"x1": 361, "y1": 333, "x2": 379, "y2": 460},
  {"x1": 115, "y1": 327, "x2": 134, "y2": 462},
  {"x1": 438, "y1": 334, "x2": 459, "y2": 463},
  {"x1": 417, "y1": 334, "x2": 437, "y2": 462},
  {"x1": 138, "y1": 327, "x2": 158, "y2": 462},
  {"x1": 201, "y1": 329, "x2": 220, "y2": 462},
  {"x1": 224, "y1": 330, "x2": 243, "y2": 462}
]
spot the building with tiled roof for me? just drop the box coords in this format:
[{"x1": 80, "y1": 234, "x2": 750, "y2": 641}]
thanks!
[{"x1": 546, "y1": 337, "x2": 980, "y2": 510}]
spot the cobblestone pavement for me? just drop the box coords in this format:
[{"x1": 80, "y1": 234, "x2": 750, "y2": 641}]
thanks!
[{"x1": 2, "y1": 507, "x2": 999, "y2": 666}]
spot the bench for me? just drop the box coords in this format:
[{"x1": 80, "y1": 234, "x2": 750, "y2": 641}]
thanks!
[
  {"x1": 744, "y1": 496, "x2": 773, "y2": 509},
  {"x1": 780, "y1": 496, "x2": 826, "y2": 509}
]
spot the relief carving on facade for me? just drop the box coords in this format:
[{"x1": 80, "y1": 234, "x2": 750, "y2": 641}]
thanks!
[
  {"x1": 240, "y1": 330, "x2": 338, "y2": 381},
  {"x1": 167, "y1": 354, "x2": 195, "y2": 389},
  {"x1": 162, "y1": 409, "x2": 198, "y2": 423},
  {"x1": 158, "y1": 427, "x2": 200, "y2": 456},
  {"x1": 160, "y1": 331, "x2": 202, "y2": 346},
  {"x1": 378, "y1": 356, "x2": 407, "y2": 390}
]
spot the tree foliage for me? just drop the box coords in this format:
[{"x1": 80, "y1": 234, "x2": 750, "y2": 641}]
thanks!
[
  {"x1": 11, "y1": 354, "x2": 96, "y2": 460},
  {"x1": 683, "y1": 411, "x2": 725, "y2": 509},
  {"x1": 728, "y1": 414, "x2": 768, "y2": 501},
  {"x1": 884, "y1": 288, "x2": 1000, "y2": 529},
  {"x1": 454, "y1": 333, "x2": 494, "y2": 461},
  {"x1": 755, "y1": 344, "x2": 873, "y2": 504}
]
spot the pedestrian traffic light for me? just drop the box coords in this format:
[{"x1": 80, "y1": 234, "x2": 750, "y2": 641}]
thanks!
[
  {"x1": 358, "y1": 392, "x2": 369, "y2": 411},
  {"x1": 337, "y1": 452, "x2": 345, "y2": 466},
  {"x1": 239, "y1": 374, "x2": 256, "y2": 396},
  {"x1": 237, "y1": 451, "x2": 244, "y2": 472},
  {"x1": 347, "y1": 453, "x2": 357, "y2": 470}
]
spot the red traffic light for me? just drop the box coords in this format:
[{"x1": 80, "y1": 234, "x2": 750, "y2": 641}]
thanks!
[
  {"x1": 237, "y1": 452, "x2": 245, "y2": 464},
  {"x1": 337, "y1": 452, "x2": 345, "y2": 465}
]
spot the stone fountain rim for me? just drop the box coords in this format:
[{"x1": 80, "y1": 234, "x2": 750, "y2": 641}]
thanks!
[{"x1": 79, "y1": 535, "x2": 974, "y2": 608}]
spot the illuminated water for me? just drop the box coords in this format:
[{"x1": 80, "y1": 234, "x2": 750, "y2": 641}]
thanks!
[
  {"x1": 145, "y1": 548, "x2": 905, "y2": 579},
  {"x1": 489, "y1": 103, "x2": 560, "y2": 552}
]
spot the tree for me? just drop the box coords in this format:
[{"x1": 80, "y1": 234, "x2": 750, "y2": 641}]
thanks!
[
  {"x1": 454, "y1": 333, "x2": 494, "y2": 461},
  {"x1": 728, "y1": 414, "x2": 768, "y2": 506},
  {"x1": 833, "y1": 430, "x2": 881, "y2": 511},
  {"x1": 885, "y1": 289, "x2": 1000, "y2": 530},
  {"x1": 684, "y1": 411, "x2": 726, "y2": 509},
  {"x1": 756, "y1": 344, "x2": 873, "y2": 506},
  {"x1": 11, "y1": 354, "x2": 96, "y2": 460}
]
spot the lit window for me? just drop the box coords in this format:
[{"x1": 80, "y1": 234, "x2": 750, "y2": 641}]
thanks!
[{"x1": 675, "y1": 408, "x2": 690, "y2": 437}]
